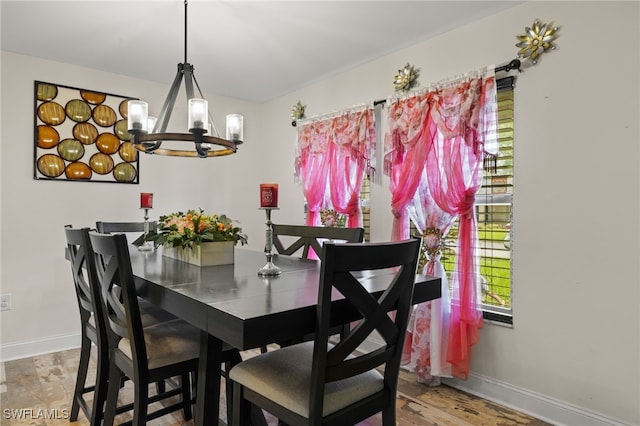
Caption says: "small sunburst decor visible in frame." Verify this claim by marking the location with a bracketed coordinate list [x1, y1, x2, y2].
[515, 19, 560, 65]
[393, 63, 420, 92]
[290, 101, 306, 126]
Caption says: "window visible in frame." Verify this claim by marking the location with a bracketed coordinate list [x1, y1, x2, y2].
[413, 76, 515, 323]
[302, 173, 371, 241]
[360, 174, 371, 242]
[443, 76, 514, 323]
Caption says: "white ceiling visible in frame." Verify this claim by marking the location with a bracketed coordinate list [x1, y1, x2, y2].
[1, 1, 522, 103]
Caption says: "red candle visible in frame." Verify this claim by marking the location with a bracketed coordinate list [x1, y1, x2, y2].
[140, 192, 153, 209]
[260, 184, 278, 208]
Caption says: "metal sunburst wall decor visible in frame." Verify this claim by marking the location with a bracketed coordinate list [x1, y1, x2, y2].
[516, 19, 560, 65]
[394, 63, 420, 92]
[291, 101, 306, 127]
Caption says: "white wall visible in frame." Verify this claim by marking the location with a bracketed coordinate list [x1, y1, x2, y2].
[0, 52, 261, 349]
[1, 1, 638, 425]
[255, 2, 640, 424]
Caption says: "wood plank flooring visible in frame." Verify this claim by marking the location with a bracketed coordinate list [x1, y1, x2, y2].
[0, 347, 551, 425]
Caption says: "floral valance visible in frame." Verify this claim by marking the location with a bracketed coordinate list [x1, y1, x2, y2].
[384, 68, 497, 176]
[295, 105, 376, 181]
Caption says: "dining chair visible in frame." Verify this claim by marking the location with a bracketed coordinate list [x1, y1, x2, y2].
[272, 224, 364, 260]
[88, 231, 242, 425]
[96, 220, 176, 325]
[65, 226, 110, 425]
[261, 225, 365, 353]
[95, 220, 156, 247]
[65, 226, 191, 424]
[229, 238, 422, 426]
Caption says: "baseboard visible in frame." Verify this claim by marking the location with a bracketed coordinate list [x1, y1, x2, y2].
[0, 333, 80, 362]
[442, 373, 632, 426]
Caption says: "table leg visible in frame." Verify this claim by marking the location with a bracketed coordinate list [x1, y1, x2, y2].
[195, 331, 223, 426]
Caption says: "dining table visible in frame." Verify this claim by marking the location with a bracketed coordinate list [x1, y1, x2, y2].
[129, 247, 441, 426]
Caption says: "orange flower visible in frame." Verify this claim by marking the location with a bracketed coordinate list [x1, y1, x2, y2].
[148, 209, 248, 248]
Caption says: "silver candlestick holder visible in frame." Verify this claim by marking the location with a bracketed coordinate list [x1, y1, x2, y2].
[138, 208, 154, 252]
[258, 207, 281, 276]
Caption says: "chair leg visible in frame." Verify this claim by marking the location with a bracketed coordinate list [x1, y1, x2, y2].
[381, 406, 396, 426]
[102, 362, 121, 426]
[89, 342, 110, 426]
[70, 333, 91, 421]
[225, 365, 234, 425]
[231, 381, 250, 426]
[132, 378, 149, 426]
[191, 370, 198, 406]
[224, 351, 242, 425]
[180, 373, 193, 421]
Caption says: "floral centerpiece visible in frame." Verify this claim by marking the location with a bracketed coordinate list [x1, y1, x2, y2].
[320, 209, 346, 228]
[146, 209, 247, 267]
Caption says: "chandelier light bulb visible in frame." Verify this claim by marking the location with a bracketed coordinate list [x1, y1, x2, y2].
[128, 100, 149, 132]
[188, 98, 208, 132]
[226, 114, 244, 142]
[147, 116, 158, 133]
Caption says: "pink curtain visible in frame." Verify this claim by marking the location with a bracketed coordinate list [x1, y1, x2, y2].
[385, 68, 497, 381]
[404, 182, 454, 384]
[384, 94, 432, 239]
[296, 107, 375, 228]
[296, 120, 332, 226]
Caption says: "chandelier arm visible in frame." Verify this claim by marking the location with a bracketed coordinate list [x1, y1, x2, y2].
[142, 67, 185, 153]
[156, 66, 185, 133]
[183, 64, 196, 100]
[192, 129, 208, 158]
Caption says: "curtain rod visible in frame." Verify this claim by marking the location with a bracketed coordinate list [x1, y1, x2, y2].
[372, 59, 521, 107]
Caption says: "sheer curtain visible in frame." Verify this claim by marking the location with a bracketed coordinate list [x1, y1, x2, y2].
[295, 106, 376, 228]
[385, 67, 497, 381]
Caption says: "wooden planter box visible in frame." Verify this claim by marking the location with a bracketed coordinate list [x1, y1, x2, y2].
[163, 241, 235, 266]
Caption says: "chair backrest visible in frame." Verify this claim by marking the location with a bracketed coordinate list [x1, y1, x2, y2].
[272, 224, 364, 260]
[96, 221, 156, 246]
[88, 232, 148, 369]
[309, 238, 421, 422]
[64, 226, 106, 343]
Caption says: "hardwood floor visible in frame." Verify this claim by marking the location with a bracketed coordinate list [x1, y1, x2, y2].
[0, 347, 551, 425]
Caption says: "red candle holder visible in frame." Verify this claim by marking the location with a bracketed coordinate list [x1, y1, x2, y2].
[260, 184, 278, 208]
[140, 192, 153, 209]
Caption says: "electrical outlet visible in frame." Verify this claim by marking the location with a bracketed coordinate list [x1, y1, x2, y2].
[0, 294, 11, 311]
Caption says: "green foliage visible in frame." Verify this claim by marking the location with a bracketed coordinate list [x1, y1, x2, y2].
[145, 209, 248, 249]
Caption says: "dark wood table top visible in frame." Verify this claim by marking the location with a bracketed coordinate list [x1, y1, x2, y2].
[131, 248, 441, 350]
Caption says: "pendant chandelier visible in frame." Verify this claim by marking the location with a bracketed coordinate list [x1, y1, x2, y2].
[127, 0, 243, 158]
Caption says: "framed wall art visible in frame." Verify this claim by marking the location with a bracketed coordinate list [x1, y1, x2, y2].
[33, 81, 140, 184]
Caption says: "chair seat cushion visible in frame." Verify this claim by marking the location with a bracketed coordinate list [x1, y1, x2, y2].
[118, 319, 200, 370]
[229, 341, 383, 418]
